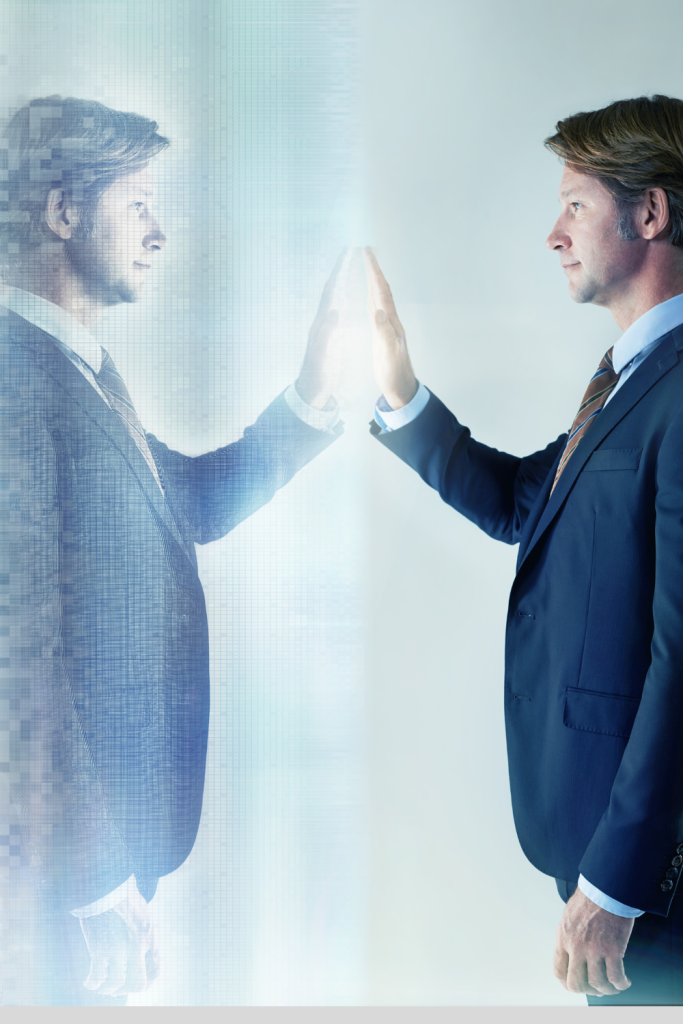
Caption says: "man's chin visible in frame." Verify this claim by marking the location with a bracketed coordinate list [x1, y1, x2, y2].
[104, 281, 144, 306]
[568, 279, 598, 305]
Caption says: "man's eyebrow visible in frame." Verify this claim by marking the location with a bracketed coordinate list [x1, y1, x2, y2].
[559, 188, 583, 200]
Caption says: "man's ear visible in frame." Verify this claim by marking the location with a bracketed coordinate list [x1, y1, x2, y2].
[44, 188, 74, 240]
[640, 186, 671, 241]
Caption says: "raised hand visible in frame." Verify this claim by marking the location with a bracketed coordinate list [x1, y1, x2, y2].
[363, 246, 418, 410]
[79, 887, 160, 996]
[295, 249, 351, 410]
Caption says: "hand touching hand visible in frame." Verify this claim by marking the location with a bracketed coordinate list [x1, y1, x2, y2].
[363, 246, 418, 410]
[554, 888, 634, 997]
[295, 250, 350, 411]
[79, 887, 160, 997]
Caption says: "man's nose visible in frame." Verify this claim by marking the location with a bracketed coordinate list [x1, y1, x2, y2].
[143, 217, 167, 252]
[546, 218, 569, 251]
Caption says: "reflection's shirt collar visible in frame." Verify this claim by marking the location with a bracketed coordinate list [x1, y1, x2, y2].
[0, 285, 103, 373]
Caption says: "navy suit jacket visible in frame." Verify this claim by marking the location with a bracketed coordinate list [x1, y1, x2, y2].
[0, 309, 341, 910]
[372, 325, 683, 916]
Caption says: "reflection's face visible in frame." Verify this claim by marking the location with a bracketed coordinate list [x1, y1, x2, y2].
[68, 165, 167, 305]
[546, 165, 643, 307]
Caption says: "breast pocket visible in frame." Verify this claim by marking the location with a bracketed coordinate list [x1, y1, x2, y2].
[583, 448, 642, 472]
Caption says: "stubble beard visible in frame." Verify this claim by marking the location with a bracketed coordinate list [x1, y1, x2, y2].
[569, 267, 602, 306]
[65, 236, 142, 307]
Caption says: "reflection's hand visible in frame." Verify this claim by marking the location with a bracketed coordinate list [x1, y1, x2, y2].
[80, 887, 160, 996]
[553, 888, 633, 997]
[363, 246, 417, 410]
[295, 250, 350, 410]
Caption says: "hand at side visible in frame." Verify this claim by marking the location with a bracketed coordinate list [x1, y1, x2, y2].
[79, 887, 160, 997]
[363, 246, 418, 410]
[553, 887, 634, 997]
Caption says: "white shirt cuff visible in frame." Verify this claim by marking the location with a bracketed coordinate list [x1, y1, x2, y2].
[578, 874, 644, 918]
[284, 383, 340, 432]
[70, 874, 138, 918]
[374, 382, 430, 432]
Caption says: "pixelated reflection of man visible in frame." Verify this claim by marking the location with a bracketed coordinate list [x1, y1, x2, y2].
[365, 95, 683, 1007]
[0, 96, 343, 1005]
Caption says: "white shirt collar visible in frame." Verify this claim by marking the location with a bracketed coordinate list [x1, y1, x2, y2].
[0, 286, 103, 373]
[612, 291, 683, 374]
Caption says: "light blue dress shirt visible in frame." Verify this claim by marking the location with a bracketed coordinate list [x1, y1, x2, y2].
[375, 291, 683, 917]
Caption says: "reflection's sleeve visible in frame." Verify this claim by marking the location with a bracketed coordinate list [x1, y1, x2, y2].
[147, 390, 343, 545]
[371, 388, 565, 545]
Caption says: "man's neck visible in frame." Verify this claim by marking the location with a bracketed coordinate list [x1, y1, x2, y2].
[8, 251, 103, 331]
[606, 254, 683, 332]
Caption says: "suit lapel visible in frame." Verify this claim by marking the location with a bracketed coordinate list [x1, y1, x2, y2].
[11, 312, 194, 563]
[516, 327, 682, 575]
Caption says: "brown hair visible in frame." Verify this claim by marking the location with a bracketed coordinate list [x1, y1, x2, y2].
[545, 95, 683, 247]
[0, 95, 169, 262]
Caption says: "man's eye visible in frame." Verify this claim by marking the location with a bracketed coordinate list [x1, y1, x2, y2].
[571, 202, 583, 210]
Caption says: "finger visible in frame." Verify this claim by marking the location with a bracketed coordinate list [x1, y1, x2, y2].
[116, 941, 147, 995]
[311, 308, 340, 348]
[311, 249, 350, 329]
[363, 246, 400, 320]
[146, 932, 161, 985]
[605, 956, 631, 992]
[96, 950, 128, 996]
[82, 952, 109, 992]
[552, 946, 569, 987]
[566, 955, 600, 996]
[587, 956, 621, 996]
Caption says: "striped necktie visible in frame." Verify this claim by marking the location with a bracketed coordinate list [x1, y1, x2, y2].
[95, 347, 163, 493]
[550, 347, 621, 497]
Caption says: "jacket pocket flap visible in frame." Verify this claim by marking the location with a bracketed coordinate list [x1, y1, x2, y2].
[584, 448, 642, 472]
[564, 687, 640, 738]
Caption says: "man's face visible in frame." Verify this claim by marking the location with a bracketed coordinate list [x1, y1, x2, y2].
[546, 165, 645, 307]
[67, 165, 167, 306]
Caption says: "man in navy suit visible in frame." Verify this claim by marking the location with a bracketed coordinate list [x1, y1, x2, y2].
[0, 96, 343, 1004]
[364, 95, 683, 1005]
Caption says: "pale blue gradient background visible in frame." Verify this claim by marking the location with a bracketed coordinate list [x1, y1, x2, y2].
[361, 0, 683, 1006]
[4, 0, 683, 1007]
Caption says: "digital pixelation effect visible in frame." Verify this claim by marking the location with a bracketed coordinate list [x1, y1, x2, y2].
[0, 0, 361, 1007]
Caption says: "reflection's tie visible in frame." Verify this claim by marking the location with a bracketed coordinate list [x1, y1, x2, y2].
[95, 347, 163, 492]
[550, 347, 621, 497]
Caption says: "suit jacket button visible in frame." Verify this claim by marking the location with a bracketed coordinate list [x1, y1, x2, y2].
[666, 868, 679, 879]
[677, 844, 683, 855]
[661, 880, 674, 891]
[672, 855, 683, 868]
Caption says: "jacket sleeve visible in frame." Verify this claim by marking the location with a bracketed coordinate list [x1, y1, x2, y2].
[0, 380, 136, 912]
[578, 403, 683, 915]
[147, 391, 343, 546]
[372, 389, 566, 545]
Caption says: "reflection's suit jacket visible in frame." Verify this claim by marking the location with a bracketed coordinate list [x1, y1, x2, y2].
[373, 325, 683, 916]
[0, 309, 341, 911]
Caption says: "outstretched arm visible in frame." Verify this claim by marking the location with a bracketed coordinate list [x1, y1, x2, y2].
[149, 253, 351, 544]
[363, 247, 564, 544]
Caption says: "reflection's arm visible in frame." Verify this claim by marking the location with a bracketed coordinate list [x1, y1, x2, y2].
[147, 392, 342, 546]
